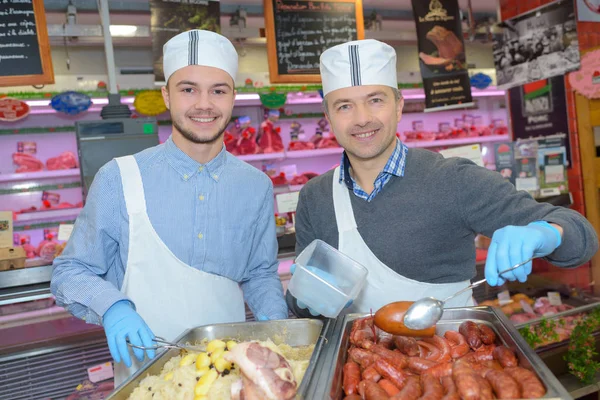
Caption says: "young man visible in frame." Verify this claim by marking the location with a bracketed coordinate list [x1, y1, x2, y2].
[51, 30, 288, 385]
[287, 39, 598, 317]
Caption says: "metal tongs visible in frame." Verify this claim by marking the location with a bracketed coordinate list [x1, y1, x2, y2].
[126, 336, 206, 352]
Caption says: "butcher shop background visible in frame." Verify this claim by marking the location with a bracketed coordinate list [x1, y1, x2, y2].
[411, 0, 473, 111]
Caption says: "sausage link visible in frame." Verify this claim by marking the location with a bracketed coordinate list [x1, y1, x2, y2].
[440, 376, 457, 395]
[344, 395, 362, 400]
[379, 332, 395, 349]
[452, 363, 481, 400]
[378, 379, 401, 397]
[504, 366, 546, 398]
[408, 357, 438, 375]
[418, 341, 441, 361]
[364, 380, 391, 400]
[474, 374, 494, 400]
[422, 362, 453, 378]
[484, 369, 521, 399]
[458, 321, 483, 350]
[478, 324, 496, 345]
[492, 345, 518, 368]
[391, 376, 422, 400]
[419, 374, 445, 400]
[443, 331, 470, 359]
[343, 361, 362, 395]
[349, 347, 379, 368]
[422, 336, 452, 363]
[394, 336, 420, 357]
[364, 342, 408, 369]
[363, 365, 382, 383]
[374, 358, 410, 390]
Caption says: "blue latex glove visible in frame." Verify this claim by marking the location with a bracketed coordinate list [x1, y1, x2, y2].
[102, 300, 156, 368]
[290, 264, 353, 317]
[485, 221, 562, 286]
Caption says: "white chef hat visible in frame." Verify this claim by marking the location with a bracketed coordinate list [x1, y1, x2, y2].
[162, 30, 238, 83]
[320, 39, 398, 96]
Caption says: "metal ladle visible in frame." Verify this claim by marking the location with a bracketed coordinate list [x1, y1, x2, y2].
[403, 258, 534, 330]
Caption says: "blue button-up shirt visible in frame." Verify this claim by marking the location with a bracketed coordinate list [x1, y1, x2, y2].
[51, 136, 287, 325]
[339, 138, 408, 201]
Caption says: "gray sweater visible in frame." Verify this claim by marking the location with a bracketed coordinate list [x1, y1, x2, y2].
[287, 148, 598, 317]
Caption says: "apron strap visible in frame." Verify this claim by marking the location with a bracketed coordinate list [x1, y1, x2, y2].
[115, 156, 147, 215]
[332, 167, 358, 233]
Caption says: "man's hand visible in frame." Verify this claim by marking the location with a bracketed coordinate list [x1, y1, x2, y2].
[485, 221, 562, 286]
[102, 300, 156, 367]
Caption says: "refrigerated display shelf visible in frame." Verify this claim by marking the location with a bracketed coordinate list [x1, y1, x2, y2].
[14, 207, 82, 223]
[0, 182, 81, 195]
[238, 152, 286, 162]
[14, 219, 77, 231]
[0, 169, 80, 183]
[0, 126, 75, 136]
[404, 134, 510, 149]
[286, 147, 344, 158]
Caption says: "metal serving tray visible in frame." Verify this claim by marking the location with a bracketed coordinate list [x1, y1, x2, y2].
[315, 307, 573, 400]
[107, 318, 330, 400]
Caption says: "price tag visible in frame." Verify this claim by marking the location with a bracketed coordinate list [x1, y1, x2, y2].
[516, 177, 538, 192]
[520, 299, 535, 314]
[439, 144, 484, 167]
[58, 224, 74, 241]
[87, 362, 113, 383]
[276, 192, 300, 213]
[547, 291, 562, 306]
[498, 290, 511, 306]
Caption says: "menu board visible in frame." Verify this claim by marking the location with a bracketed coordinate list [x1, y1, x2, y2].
[0, 0, 54, 87]
[264, 0, 364, 83]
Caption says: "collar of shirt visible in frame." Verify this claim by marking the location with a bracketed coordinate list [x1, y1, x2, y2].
[163, 136, 227, 182]
[339, 138, 408, 201]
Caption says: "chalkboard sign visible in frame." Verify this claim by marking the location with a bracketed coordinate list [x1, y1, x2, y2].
[0, 0, 54, 87]
[264, 0, 364, 83]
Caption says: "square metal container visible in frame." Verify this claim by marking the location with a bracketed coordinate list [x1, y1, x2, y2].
[314, 307, 573, 400]
[107, 318, 330, 400]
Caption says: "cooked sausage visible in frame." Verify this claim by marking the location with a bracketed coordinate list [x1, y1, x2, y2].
[484, 369, 521, 399]
[374, 358, 410, 390]
[394, 336, 420, 357]
[474, 374, 494, 400]
[422, 336, 452, 363]
[422, 362, 453, 378]
[504, 366, 546, 398]
[343, 361, 362, 395]
[349, 348, 379, 368]
[378, 379, 401, 397]
[364, 342, 408, 369]
[440, 376, 457, 396]
[408, 357, 438, 375]
[418, 341, 441, 361]
[478, 324, 496, 345]
[379, 332, 395, 349]
[458, 321, 483, 350]
[419, 374, 445, 400]
[364, 380, 391, 400]
[344, 396, 362, 400]
[358, 380, 367, 398]
[363, 365, 382, 383]
[443, 331, 470, 359]
[492, 345, 518, 368]
[452, 363, 481, 400]
[391, 376, 422, 400]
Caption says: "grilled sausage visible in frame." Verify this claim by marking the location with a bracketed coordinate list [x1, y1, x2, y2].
[343, 361, 361, 395]
[504, 366, 546, 398]
[422, 362, 453, 378]
[484, 369, 521, 399]
[492, 346, 518, 368]
[443, 331, 470, 359]
[419, 374, 445, 400]
[349, 347, 379, 368]
[394, 336, 420, 357]
[378, 379, 401, 397]
[478, 324, 496, 345]
[422, 336, 452, 363]
[374, 358, 410, 390]
[364, 380, 391, 400]
[391, 376, 422, 400]
[363, 365, 382, 383]
[408, 357, 438, 375]
[458, 321, 483, 350]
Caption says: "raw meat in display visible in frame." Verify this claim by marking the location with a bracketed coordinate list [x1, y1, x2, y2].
[224, 131, 239, 154]
[269, 172, 288, 186]
[316, 136, 340, 149]
[37, 241, 58, 261]
[289, 172, 318, 186]
[237, 126, 259, 155]
[258, 119, 284, 153]
[12, 153, 43, 173]
[46, 151, 78, 170]
[342, 316, 547, 399]
[288, 141, 315, 151]
[224, 341, 297, 400]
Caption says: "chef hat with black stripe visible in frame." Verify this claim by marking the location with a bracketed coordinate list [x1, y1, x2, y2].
[162, 29, 238, 84]
[320, 39, 398, 96]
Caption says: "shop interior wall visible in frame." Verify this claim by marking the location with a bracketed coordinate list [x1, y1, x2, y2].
[500, 0, 599, 291]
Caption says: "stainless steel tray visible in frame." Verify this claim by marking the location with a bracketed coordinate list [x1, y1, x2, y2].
[315, 307, 573, 400]
[107, 318, 329, 400]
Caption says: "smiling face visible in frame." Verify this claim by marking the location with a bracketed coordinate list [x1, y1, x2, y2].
[161, 65, 235, 145]
[324, 85, 403, 162]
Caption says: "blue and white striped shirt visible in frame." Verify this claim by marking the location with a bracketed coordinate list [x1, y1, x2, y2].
[51, 136, 288, 325]
[339, 138, 408, 201]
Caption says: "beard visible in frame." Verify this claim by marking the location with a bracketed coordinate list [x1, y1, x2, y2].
[172, 112, 230, 144]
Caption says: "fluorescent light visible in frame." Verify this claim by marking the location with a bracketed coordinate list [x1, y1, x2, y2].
[109, 25, 138, 37]
[235, 93, 260, 101]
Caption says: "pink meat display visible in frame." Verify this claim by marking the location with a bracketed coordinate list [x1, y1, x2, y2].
[290, 172, 319, 185]
[37, 241, 58, 261]
[316, 137, 340, 149]
[288, 141, 315, 151]
[46, 151, 78, 170]
[12, 153, 44, 173]
[224, 342, 297, 400]
[258, 119, 284, 153]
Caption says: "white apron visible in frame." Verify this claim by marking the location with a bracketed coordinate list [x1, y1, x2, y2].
[112, 156, 246, 388]
[331, 167, 474, 314]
